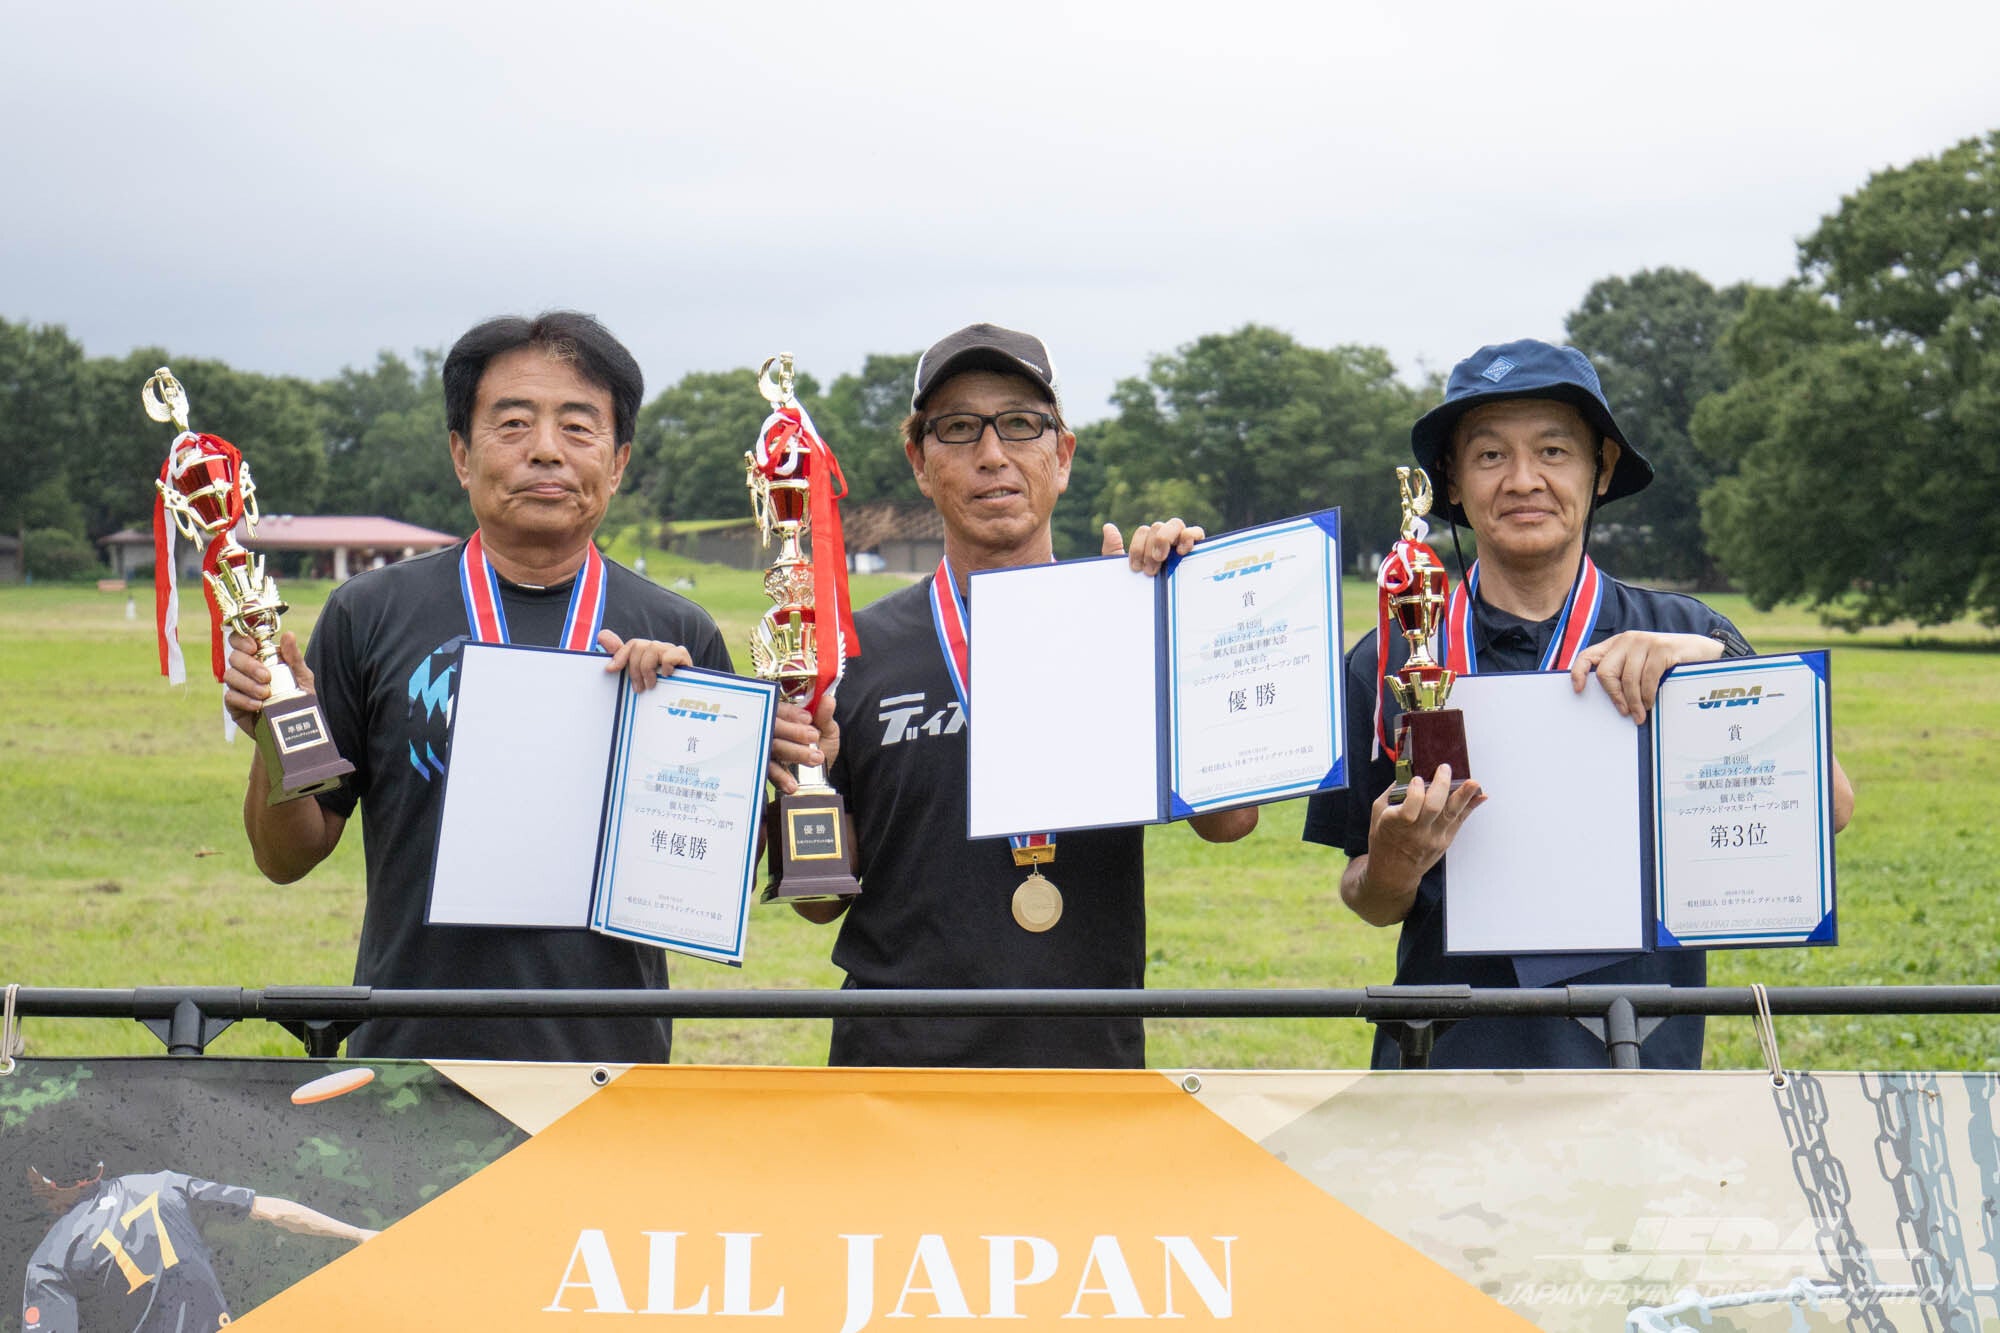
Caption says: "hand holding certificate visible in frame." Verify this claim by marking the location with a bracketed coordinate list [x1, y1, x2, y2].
[966, 511, 1346, 838]
[1441, 650, 1837, 962]
[428, 644, 777, 966]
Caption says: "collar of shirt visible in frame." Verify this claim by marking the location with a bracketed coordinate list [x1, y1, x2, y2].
[1464, 573, 1635, 672]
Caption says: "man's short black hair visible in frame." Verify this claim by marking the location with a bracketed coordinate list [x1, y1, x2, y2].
[444, 311, 644, 446]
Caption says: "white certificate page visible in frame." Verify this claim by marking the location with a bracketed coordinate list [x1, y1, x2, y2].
[1653, 654, 1834, 947]
[966, 557, 1161, 837]
[1444, 672, 1646, 955]
[1166, 515, 1343, 812]
[430, 644, 620, 929]
[594, 670, 777, 965]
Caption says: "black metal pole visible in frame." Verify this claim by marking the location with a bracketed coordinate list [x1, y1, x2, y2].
[7, 984, 2000, 1057]
[1602, 996, 1641, 1069]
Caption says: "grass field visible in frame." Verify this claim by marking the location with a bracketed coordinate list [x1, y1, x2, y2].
[3, 542, 1996, 1070]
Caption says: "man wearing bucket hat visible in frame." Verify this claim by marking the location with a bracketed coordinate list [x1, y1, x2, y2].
[1303, 338, 1853, 1069]
[795, 321, 1257, 1068]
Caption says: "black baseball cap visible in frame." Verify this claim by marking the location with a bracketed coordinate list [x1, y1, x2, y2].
[910, 322, 1063, 414]
[1410, 339, 1653, 525]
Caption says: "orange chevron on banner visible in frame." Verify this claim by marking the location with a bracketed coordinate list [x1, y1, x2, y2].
[236, 1066, 1534, 1331]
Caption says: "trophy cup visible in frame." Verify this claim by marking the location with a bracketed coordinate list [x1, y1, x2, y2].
[147, 367, 354, 805]
[746, 354, 862, 904]
[1382, 467, 1470, 804]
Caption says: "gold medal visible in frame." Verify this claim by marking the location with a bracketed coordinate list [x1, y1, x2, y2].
[1011, 869, 1063, 933]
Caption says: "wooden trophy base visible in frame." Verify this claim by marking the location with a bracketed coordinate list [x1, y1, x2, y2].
[763, 786, 862, 904]
[255, 691, 355, 805]
[1387, 708, 1471, 805]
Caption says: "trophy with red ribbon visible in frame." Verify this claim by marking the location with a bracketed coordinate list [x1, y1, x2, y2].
[747, 354, 862, 903]
[147, 367, 353, 804]
[1378, 466, 1470, 804]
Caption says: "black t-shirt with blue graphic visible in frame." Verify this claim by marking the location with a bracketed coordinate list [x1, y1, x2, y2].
[827, 574, 1148, 1068]
[23, 1171, 255, 1333]
[306, 542, 732, 1062]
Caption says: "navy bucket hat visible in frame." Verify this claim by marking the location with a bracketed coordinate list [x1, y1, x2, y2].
[1410, 339, 1653, 526]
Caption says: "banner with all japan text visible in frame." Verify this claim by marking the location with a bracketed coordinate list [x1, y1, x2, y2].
[5, 1060, 1996, 1331]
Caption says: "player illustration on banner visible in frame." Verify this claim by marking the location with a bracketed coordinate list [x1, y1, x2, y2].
[21, 1153, 376, 1333]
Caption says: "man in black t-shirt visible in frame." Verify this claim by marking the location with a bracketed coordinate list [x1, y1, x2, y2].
[225, 313, 829, 1061]
[1302, 339, 1854, 1069]
[22, 1160, 373, 1333]
[800, 323, 1258, 1068]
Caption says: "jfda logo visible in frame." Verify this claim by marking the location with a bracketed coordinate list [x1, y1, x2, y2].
[1693, 686, 1781, 710]
[1210, 550, 1276, 582]
[666, 697, 723, 722]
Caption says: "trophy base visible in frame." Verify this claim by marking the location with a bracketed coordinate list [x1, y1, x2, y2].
[762, 787, 862, 905]
[256, 692, 355, 806]
[1387, 709, 1471, 806]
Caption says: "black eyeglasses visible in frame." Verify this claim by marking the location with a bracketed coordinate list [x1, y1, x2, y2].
[923, 410, 1058, 446]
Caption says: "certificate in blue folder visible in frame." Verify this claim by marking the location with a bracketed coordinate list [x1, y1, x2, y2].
[965, 510, 1346, 838]
[1441, 650, 1837, 966]
[427, 643, 777, 966]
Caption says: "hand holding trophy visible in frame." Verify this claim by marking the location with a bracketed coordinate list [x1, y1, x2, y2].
[147, 367, 353, 804]
[746, 354, 862, 903]
[1378, 466, 1470, 804]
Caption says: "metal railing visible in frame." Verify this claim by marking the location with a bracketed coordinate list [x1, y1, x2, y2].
[8, 983, 2000, 1066]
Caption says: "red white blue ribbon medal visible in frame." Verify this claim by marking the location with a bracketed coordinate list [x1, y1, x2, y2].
[1441, 555, 1603, 676]
[930, 558, 1061, 932]
[460, 530, 608, 650]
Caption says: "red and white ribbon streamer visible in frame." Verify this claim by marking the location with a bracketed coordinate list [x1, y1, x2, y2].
[152, 431, 246, 686]
[1373, 536, 1444, 761]
[751, 403, 860, 711]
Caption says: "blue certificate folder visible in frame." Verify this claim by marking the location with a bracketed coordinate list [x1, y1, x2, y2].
[1441, 650, 1836, 973]
[965, 510, 1346, 839]
[426, 642, 777, 967]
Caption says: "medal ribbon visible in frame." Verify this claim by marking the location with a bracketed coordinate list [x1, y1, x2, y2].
[152, 431, 246, 685]
[459, 530, 607, 650]
[930, 558, 1053, 865]
[1440, 555, 1602, 677]
[1373, 534, 1442, 761]
[752, 402, 861, 712]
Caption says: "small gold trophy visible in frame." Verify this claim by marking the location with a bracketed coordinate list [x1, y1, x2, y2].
[1383, 467, 1469, 803]
[147, 367, 354, 805]
[746, 354, 862, 904]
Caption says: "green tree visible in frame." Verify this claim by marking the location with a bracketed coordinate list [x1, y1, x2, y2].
[1564, 268, 1748, 585]
[68, 347, 184, 542]
[1053, 421, 1113, 560]
[0, 319, 91, 571]
[22, 526, 98, 581]
[1694, 130, 2000, 627]
[98, 356, 329, 519]
[1089, 326, 1419, 566]
[632, 368, 820, 522]
[808, 352, 922, 504]
[316, 351, 463, 532]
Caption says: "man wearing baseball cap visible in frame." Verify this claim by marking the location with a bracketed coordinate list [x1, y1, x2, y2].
[1303, 338, 1854, 1069]
[795, 322, 1257, 1068]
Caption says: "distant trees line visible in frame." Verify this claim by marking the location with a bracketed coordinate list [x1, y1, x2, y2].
[3, 130, 1994, 629]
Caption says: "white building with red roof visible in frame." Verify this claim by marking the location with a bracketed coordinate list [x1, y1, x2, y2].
[98, 516, 460, 582]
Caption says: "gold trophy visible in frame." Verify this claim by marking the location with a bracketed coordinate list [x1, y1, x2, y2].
[746, 354, 862, 904]
[1383, 467, 1469, 803]
[148, 367, 354, 804]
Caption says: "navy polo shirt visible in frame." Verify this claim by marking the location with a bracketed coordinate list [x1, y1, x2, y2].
[1303, 571, 1751, 1070]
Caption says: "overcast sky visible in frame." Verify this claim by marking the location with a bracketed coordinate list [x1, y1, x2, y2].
[5, 1, 1997, 421]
